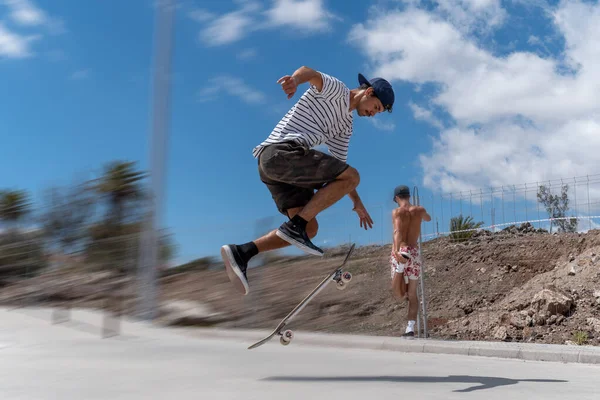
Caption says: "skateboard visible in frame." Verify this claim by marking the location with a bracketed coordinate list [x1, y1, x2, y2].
[247, 243, 356, 350]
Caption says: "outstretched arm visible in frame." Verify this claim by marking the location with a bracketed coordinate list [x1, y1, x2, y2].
[349, 189, 373, 230]
[278, 66, 323, 98]
[348, 189, 360, 205]
[292, 66, 323, 90]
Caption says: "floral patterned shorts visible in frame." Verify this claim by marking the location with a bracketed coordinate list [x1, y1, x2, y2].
[390, 246, 421, 281]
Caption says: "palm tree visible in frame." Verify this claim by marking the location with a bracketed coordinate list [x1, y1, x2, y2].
[0, 189, 31, 233]
[85, 161, 147, 273]
[450, 214, 484, 242]
[93, 161, 147, 230]
[0, 189, 43, 277]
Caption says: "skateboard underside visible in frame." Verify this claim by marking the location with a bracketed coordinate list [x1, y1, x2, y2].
[248, 243, 355, 350]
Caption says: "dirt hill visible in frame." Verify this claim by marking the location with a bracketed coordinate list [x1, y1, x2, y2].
[1, 223, 599, 346]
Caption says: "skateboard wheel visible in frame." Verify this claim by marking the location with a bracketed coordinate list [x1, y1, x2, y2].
[342, 271, 352, 283]
[280, 329, 293, 345]
[336, 280, 347, 290]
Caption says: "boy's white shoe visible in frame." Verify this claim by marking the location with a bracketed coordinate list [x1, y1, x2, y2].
[402, 320, 416, 338]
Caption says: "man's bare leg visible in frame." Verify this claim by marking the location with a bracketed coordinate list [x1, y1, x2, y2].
[221, 166, 357, 294]
[391, 272, 408, 300]
[295, 167, 360, 222]
[220, 207, 318, 295]
[407, 280, 419, 320]
[404, 279, 419, 336]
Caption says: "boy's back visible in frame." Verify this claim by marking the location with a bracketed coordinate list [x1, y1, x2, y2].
[393, 204, 429, 248]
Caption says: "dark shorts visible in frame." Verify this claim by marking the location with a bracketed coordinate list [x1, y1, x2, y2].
[257, 141, 349, 216]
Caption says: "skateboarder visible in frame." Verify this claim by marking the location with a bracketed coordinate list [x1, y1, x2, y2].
[389, 185, 431, 337]
[221, 65, 395, 295]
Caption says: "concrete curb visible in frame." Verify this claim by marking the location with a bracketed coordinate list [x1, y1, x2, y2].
[187, 327, 600, 365]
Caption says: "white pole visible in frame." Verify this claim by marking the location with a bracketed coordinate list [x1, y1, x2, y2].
[414, 186, 428, 338]
[136, 0, 176, 320]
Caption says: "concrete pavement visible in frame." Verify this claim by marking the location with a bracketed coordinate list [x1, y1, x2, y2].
[191, 326, 600, 365]
[0, 307, 598, 399]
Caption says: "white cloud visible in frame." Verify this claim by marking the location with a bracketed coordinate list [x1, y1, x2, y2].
[191, 0, 337, 46]
[197, 85, 219, 102]
[0, 1, 65, 59]
[197, 2, 258, 46]
[348, 8, 490, 87]
[264, 0, 338, 31]
[528, 35, 541, 45]
[198, 75, 266, 105]
[350, 0, 600, 195]
[237, 48, 257, 60]
[2, 0, 65, 34]
[3, 0, 45, 25]
[188, 9, 214, 23]
[0, 22, 38, 58]
[70, 69, 90, 80]
[434, 0, 507, 34]
[409, 102, 444, 129]
[369, 118, 396, 132]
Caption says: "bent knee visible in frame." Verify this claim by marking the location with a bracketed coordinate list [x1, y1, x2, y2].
[391, 279, 406, 299]
[392, 287, 405, 300]
[340, 166, 360, 187]
[306, 218, 319, 238]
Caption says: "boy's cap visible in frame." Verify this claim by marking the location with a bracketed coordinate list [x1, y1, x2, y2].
[393, 185, 410, 199]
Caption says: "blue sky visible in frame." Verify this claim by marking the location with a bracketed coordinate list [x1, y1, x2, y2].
[2, 0, 600, 265]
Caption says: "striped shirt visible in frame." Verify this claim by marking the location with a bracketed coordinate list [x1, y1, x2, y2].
[252, 72, 353, 163]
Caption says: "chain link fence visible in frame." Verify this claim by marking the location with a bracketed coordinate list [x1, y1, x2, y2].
[1, 172, 599, 344]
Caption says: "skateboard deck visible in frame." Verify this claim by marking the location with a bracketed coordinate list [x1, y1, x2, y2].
[248, 243, 355, 350]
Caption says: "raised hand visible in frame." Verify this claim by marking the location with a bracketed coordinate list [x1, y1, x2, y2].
[277, 75, 298, 99]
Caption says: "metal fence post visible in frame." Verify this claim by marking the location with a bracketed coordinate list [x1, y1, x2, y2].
[413, 186, 428, 339]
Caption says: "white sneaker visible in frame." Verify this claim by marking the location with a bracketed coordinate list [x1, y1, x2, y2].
[403, 320, 416, 338]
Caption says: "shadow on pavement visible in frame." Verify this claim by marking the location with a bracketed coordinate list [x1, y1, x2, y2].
[262, 375, 568, 393]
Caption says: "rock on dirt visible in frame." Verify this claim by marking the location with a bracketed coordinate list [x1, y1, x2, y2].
[493, 326, 509, 341]
[587, 318, 600, 334]
[531, 288, 574, 316]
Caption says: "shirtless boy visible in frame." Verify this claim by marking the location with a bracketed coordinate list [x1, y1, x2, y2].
[390, 185, 431, 337]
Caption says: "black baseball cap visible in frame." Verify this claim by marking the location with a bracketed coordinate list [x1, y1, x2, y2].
[358, 73, 395, 113]
[393, 185, 410, 200]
